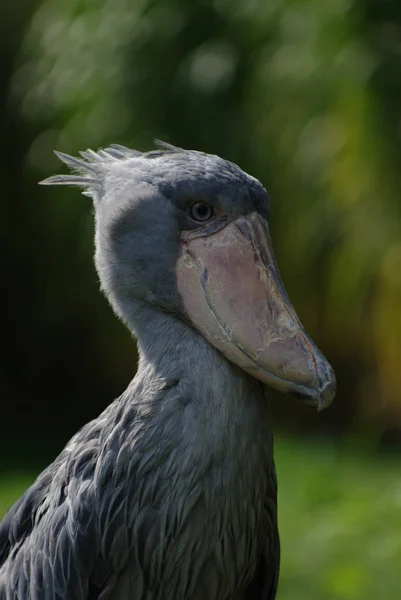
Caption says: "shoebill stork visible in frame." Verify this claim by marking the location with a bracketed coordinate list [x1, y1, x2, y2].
[0, 142, 336, 599]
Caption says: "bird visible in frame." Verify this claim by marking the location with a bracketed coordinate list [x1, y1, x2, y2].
[0, 141, 336, 600]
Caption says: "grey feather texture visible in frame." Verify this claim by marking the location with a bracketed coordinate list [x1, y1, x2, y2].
[39, 147, 125, 197]
[1, 142, 278, 600]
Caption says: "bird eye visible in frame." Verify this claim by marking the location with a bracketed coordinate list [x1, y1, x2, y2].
[189, 202, 214, 222]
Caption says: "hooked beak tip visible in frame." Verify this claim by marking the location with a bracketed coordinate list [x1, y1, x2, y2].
[317, 379, 336, 412]
[287, 367, 336, 411]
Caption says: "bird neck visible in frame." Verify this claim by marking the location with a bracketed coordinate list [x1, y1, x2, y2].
[128, 300, 267, 412]
[121, 301, 274, 492]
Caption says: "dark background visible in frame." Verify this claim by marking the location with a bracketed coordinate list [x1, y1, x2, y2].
[1, 1, 401, 597]
[2, 0, 401, 456]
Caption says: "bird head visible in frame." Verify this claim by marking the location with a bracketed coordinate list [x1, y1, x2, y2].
[41, 141, 336, 410]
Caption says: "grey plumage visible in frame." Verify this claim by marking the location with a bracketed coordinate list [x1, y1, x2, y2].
[0, 140, 332, 599]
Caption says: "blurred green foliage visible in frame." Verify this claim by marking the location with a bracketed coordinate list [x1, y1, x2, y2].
[0, 0, 400, 436]
[2, 0, 400, 436]
[276, 438, 401, 598]
[1, 2, 401, 594]
[2, 438, 400, 598]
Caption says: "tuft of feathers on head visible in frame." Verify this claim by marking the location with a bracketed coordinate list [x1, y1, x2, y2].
[38, 140, 183, 197]
[38, 146, 134, 193]
[154, 139, 183, 153]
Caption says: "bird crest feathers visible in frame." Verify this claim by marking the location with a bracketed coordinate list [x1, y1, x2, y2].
[39, 140, 182, 195]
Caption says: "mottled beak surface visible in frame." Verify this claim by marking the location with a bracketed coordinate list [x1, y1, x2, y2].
[177, 212, 336, 410]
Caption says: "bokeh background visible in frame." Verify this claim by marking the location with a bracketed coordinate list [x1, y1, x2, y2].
[1, 0, 401, 597]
